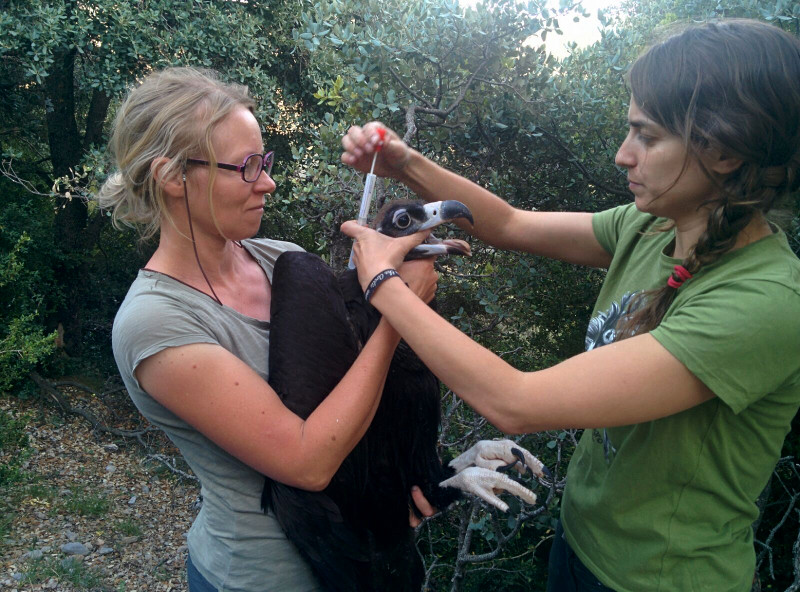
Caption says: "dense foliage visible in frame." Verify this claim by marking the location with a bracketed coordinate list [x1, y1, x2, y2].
[1, 0, 798, 589]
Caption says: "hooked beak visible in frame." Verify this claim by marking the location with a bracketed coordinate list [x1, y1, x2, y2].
[406, 237, 472, 258]
[415, 200, 474, 231]
[406, 200, 473, 259]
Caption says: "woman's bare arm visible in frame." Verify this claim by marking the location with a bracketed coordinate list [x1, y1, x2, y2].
[367, 279, 712, 434]
[341, 222, 713, 435]
[341, 123, 612, 268]
[136, 257, 437, 492]
[136, 319, 398, 491]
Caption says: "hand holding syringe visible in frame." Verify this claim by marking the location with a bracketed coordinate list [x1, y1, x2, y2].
[348, 127, 386, 269]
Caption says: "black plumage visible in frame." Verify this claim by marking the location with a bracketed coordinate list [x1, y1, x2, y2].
[262, 199, 473, 592]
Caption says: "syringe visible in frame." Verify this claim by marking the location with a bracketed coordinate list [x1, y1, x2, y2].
[348, 127, 386, 269]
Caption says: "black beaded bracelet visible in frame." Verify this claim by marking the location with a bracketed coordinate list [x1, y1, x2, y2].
[364, 269, 400, 303]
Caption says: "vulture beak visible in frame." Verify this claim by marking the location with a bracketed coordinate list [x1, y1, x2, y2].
[415, 201, 474, 231]
[407, 236, 472, 258]
[407, 200, 473, 259]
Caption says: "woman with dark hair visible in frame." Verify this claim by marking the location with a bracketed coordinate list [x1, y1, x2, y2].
[341, 19, 800, 591]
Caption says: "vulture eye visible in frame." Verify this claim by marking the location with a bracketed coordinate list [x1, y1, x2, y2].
[392, 210, 412, 230]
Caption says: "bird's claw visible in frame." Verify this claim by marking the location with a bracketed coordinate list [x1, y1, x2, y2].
[496, 447, 527, 475]
[442, 439, 549, 511]
[448, 439, 549, 480]
[439, 467, 537, 512]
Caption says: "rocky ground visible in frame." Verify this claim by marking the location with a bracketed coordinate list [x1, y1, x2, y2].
[0, 384, 200, 591]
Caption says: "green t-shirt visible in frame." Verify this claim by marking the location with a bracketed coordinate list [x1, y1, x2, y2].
[112, 238, 322, 592]
[562, 203, 800, 592]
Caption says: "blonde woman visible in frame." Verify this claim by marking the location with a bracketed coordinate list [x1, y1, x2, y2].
[97, 68, 438, 591]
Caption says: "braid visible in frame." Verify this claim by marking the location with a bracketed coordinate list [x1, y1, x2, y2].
[693, 202, 754, 265]
[615, 199, 757, 341]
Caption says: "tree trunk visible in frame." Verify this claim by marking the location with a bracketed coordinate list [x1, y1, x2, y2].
[46, 46, 84, 248]
[43, 42, 108, 356]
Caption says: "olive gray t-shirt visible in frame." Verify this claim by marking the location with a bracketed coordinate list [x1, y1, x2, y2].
[112, 238, 321, 592]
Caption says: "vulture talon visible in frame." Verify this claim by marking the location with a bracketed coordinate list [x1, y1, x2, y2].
[511, 447, 528, 474]
[443, 439, 547, 511]
[496, 449, 525, 474]
[440, 467, 538, 512]
[496, 461, 517, 474]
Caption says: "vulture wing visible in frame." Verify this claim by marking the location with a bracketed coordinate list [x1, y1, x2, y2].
[264, 201, 470, 591]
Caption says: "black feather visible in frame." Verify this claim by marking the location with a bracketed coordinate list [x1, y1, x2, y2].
[262, 201, 468, 592]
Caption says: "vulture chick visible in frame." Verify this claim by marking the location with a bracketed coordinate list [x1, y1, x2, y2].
[263, 199, 473, 592]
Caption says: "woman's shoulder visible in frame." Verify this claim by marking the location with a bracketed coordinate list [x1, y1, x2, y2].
[593, 202, 663, 254]
[243, 237, 305, 258]
[241, 238, 306, 281]
[116, 270, 217, 317]
[112, 271, 223, 353]
[711, 229, 800, 295]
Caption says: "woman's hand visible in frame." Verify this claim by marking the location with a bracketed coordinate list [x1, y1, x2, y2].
[341, 221, 431, 291]
[398, 258, 438, 304]
[409, 486, 437, 528]
[341, 122, 410, 180]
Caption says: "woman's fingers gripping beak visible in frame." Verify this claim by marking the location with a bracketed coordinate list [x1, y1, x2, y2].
[341, 221, 432, 287]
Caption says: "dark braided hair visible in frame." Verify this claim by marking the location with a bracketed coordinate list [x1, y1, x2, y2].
[615, 19, 800, 340]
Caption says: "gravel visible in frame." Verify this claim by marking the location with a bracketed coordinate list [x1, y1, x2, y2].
[1, 391, 199, 591]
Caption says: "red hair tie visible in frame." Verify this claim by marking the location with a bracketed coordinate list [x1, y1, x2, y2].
[667, 265, 693, 289]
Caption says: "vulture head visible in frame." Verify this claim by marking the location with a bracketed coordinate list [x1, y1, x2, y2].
[372, 199, 473, 259]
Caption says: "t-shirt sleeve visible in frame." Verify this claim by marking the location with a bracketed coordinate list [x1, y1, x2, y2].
[112, 291, 219, 393]
[592, 203, 639, 256]
[651, 281, 800, 413]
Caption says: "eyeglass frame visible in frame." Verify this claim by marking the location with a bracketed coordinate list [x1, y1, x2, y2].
[185, 151, 274, 183]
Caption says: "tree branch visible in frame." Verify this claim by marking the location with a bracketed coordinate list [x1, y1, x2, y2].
[82, 88, 111, 152]
[786, 510, 800, 592]
[29, 372, 196, 483]
[472, 76, 628, 197]
[388, 67, 430, 106]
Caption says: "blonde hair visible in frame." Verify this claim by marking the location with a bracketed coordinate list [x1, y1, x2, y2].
[96, 67, 255, 240]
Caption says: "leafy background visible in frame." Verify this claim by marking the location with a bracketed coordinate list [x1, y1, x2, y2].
[1, 0, 798, 589]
